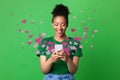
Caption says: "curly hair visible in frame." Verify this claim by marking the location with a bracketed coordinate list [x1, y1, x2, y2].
[51, 4, 70, 26]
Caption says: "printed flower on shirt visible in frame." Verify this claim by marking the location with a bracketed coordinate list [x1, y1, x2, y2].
[70, 46, 77, 50]
[48, 41, 54, 45]
[35, 37, 42, 44]
[48, 45, 54, 51]
[51, 48, 55, 52]
[74, 42, 78, 45]
[47, 41, 55, 52]
[41, 44, 45, 48]
[73, 37, 82, 42]
[44, 40, 46, 44]
[36, 50, 40, 54]
[62, 42, 68, 47]
[46, 45, 54, 55]
[79, 45, 83, 48]
[69, 41, 72, 44]
[46, 50, 50, 55]
[64, 47, 70, 56]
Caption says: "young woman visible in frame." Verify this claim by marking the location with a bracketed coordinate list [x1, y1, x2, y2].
[37, 4, 82, 80]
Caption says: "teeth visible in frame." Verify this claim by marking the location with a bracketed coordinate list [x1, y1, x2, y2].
[57, 30, 62, 33]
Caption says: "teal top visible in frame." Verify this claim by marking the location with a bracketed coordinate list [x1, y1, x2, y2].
[37, 36, 82, 74]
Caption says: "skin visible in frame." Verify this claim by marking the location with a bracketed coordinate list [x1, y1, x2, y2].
[40, 16, 80, 74]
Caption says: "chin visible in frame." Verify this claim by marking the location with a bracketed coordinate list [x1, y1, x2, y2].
[55, 30, 65, 37]
[56, 34, 65, 37]
[56, 35, 63, 37]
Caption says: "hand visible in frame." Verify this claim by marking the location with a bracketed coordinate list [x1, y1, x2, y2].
[56, 50, 71, 63]
[49, 51, 60, 63]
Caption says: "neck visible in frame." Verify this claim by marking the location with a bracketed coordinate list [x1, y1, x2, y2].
[54, 35, 67, 42]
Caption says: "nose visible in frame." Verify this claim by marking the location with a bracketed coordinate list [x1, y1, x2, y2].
[57, 25, 62, 30]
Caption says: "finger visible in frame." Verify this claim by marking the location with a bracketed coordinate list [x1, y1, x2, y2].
[63, 53, 67, 56]
[53, 51, 57, 55]
[55, 56, 60, 60]
[56, 54, 61, 58]
[55, 54, 62, 58]
[61, 52, 66, 56]
[55, 50, 61, 53]
[58, 49, 64, 53]
[58, 51, 64, 55]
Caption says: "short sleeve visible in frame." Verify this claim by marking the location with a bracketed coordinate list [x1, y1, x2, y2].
[36, 39, 47, 57]
[73, 40, 82, 57]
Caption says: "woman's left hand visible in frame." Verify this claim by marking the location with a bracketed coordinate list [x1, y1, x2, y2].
[56, 50, 71, 63]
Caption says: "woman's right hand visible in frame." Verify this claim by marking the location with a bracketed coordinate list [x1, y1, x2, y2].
[49, 51, 60, 63]
[40, 51, 59, 74]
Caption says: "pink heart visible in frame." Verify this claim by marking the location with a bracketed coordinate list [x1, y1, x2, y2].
[22, 19, 26, 23]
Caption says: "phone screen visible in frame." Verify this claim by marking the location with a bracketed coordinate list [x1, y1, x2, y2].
[55, 44, 63, 51]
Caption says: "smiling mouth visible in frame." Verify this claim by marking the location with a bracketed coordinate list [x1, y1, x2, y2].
[55, 30, 64, 36]
[57, 30, 62, 34]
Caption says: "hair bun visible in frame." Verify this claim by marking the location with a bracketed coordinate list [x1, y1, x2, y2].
[52, 4, 70, 16]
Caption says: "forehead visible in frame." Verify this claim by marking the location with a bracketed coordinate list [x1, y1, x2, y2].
[53, 16, 66, 23]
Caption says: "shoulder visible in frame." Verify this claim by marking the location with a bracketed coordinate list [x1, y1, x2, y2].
[41, 37, 53, 44]
[42, 36, 53, 41]
[68, 37, 82, 43]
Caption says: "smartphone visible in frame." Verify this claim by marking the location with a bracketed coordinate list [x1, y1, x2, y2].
[55, 44, 63, 51]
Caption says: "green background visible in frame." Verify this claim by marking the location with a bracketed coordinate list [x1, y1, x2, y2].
[0, 0, 120, 80]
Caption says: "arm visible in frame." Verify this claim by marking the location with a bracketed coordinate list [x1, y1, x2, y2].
[39, 52, 59, 74]
[57, 50, 80, 74]
[67, 56, 80, 74]
[40, 55, 52, 74]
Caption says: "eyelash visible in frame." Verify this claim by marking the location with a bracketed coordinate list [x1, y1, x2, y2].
[54, 24, 66, 26]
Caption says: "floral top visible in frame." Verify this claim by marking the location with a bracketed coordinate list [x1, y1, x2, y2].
[36, 36, 82, 74]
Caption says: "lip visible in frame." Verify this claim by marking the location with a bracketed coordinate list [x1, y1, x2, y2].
[56, 30, 63, 36]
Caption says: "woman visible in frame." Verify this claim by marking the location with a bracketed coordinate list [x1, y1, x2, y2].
[37, 4, 82, 80]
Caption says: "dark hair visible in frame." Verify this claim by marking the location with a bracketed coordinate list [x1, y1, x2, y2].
[51, 4, 70, 26]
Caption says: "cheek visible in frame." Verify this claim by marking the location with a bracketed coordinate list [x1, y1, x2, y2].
[63, 27, 67, 30]
[53, 26, 57, 30]
[52, 24, 57, 29]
